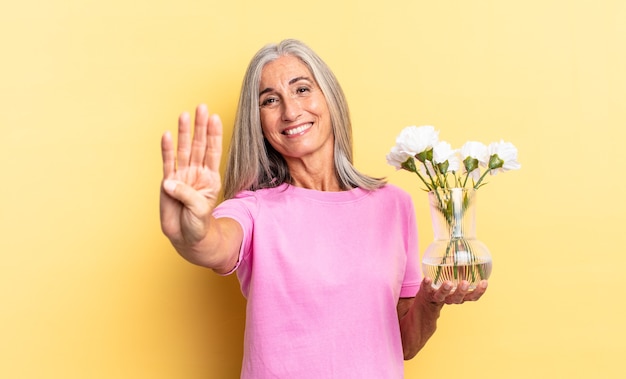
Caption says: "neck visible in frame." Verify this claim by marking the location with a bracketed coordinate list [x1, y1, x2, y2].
[290, 175, 342, 191]
[286, 159, 342, 192]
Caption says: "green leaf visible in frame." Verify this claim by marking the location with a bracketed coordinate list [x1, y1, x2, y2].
[400, 156, 417, 172]
[415, 148, 433, 163]
[488, 154, 504, 170]
[463, 156, 479, 173]
[437, 160, 450, 175]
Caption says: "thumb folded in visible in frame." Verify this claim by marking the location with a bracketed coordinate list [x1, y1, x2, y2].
[163, 179, 178, 194]
[162, 180, 206, 215]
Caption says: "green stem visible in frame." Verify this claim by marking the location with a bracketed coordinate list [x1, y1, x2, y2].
[413, 170, 433, 191]
[424, 164, 440, 190]
[453, 240, 459, 280]
[473, 168, 492, 189]
[433, 194, 456, 284]
[432, 190, 483, 287]
[463, 239, 476, 283]
[433, 238, 453, 284]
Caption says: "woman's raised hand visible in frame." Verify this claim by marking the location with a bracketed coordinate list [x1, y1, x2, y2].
[160, 104, 223, 249]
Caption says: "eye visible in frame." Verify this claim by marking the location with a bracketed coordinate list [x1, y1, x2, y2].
[296, 86, 311, 94]
[260, 96, 279, 108]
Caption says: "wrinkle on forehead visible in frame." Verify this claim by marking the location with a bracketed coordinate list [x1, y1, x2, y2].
[259, 56, 315, 95]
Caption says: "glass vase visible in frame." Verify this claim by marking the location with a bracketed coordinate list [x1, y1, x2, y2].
[421, 188, 492, 291]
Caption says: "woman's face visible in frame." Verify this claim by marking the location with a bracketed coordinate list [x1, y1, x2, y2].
[258, 55, 333, 162]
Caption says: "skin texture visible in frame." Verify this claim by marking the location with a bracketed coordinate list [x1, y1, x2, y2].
[258, 56, 340, 191]
[160, 106, 241, 274]
[160, 54, 488, 360]
[397, 278, 487, 359]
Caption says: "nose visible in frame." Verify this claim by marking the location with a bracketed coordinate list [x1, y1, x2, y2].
[281, 95, 303, 121]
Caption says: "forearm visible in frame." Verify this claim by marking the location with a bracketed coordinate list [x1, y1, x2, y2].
[171, 216, 241, 274]
[398, 295, 444, 360]
[398, 277, 487, 359]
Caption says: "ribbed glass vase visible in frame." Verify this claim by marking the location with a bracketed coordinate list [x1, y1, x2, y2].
[421, 188, 492, 291]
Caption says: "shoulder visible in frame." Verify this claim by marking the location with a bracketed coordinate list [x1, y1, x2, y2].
[215, 185, 289, 213]
[371, 183, 413, 202]
[378, 183, 410, 195]
[367, 184, 417, 219]
[213, 190, 258, 219]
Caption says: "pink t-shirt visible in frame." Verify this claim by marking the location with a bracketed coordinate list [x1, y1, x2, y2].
[213, 183, 421, 378]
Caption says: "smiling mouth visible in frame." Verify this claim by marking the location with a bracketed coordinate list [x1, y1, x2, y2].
[283, 123, 313, 136]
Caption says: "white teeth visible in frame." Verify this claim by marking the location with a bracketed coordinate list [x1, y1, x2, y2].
[284, 123, 312, 135]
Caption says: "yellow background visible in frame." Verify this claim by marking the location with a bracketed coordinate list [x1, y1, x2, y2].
[2, 0, 624, 378]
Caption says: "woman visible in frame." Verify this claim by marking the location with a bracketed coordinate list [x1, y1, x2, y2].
[160, 39, 487, 378]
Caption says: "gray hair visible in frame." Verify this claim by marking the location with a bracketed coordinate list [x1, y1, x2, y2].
[223, 39, 385, 199]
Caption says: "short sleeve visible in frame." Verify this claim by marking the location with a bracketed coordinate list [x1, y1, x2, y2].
[399, 193, 422, 298]
[212, 192, 258, 275]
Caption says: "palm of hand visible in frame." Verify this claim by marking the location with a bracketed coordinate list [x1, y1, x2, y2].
[175, 163, 222, 243]
[160, 105, 224, 246]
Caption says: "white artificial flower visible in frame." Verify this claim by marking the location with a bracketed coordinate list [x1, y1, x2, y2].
[460, 141, 488, 181]
[487, 140, 522, 175]
[386, 145, 411, 170]
[388, 123, 521, 192]
[394, 125, 439, 156]
[433, 141, 460, 172]
[460, 141, 489, 165]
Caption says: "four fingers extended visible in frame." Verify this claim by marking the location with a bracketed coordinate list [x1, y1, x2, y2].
[204, 114, 223, 172]
[162, 104, 223, 180]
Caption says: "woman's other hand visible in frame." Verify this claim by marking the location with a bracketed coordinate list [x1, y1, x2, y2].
[421, 278, 488, 305]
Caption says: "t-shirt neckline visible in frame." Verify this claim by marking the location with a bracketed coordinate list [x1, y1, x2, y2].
[277, 183, 371, 203]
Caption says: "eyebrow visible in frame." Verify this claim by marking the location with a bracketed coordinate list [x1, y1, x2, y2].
[259, 76, 313, 96]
